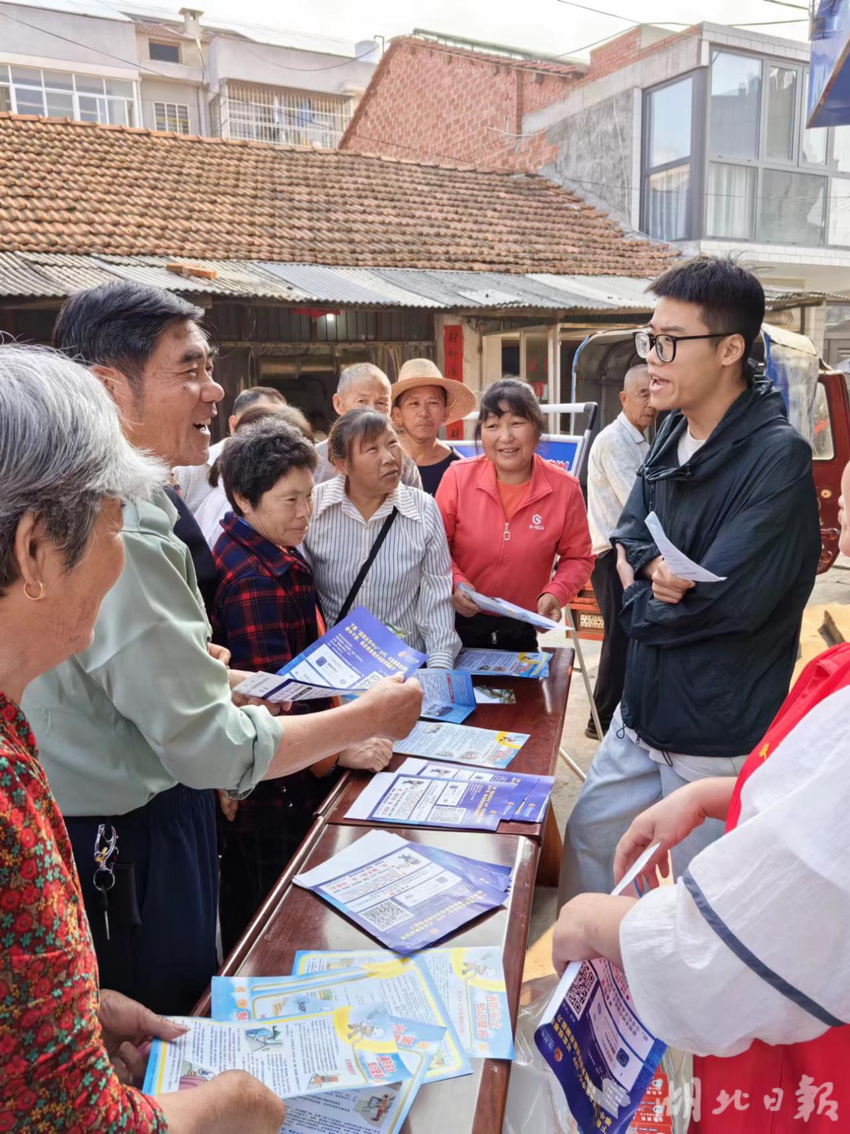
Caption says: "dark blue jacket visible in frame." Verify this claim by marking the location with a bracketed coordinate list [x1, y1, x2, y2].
[612, 380, 820, 759]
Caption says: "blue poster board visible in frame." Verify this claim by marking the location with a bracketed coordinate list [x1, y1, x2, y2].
[451, 438, 578, 472]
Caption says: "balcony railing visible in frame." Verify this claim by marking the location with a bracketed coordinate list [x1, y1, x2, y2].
[212, 83, 351, 148]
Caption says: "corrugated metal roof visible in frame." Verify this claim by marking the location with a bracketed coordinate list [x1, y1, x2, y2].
[0, 252, 838, 314]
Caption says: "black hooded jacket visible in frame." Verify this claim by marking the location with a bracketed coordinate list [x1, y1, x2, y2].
[611, 379, 820, 759]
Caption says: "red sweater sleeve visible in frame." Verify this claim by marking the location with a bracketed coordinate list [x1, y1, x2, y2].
[542, 477, 595, 607]
[0, 720, 165, 1132]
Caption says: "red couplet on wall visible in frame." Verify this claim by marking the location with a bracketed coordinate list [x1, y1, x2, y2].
[443, 324, 465, 441]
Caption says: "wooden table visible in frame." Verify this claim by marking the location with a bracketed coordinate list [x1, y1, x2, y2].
[194, 646, 575, 1129]
[322, 646, 573, 867]
[321, 646, 574, 832]
[199, 824, 540, 1134]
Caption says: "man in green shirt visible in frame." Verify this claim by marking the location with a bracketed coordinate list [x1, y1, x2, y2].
[23, 282, 421, 1013]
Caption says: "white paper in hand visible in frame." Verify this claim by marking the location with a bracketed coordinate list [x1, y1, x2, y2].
[644, 511, 726, 583]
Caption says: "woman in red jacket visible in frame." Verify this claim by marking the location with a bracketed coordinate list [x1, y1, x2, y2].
[550, 457, 850, 1133]
[435, 378, 594, 651]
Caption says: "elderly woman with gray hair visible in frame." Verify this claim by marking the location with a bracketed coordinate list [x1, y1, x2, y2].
[0, 346, 284, 1131]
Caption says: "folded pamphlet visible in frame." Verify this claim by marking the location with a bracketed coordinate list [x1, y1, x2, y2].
[392, 720, 529, 769]
[644, 512, 726, 584]
[211, 957, 470, 1085]
[294, 830, 511, 954]
[459, 586, 561, 631]
[455, 648, 550, 679]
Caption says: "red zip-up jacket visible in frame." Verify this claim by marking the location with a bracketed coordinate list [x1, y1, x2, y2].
[435, 454, 594, 612]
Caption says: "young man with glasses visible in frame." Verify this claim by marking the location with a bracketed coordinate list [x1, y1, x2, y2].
[559, 255, 821, 906]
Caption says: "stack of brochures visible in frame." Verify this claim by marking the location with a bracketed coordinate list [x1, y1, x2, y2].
[344, 758, 554, 832]
[534, 845, 666, 1134]
[144, 947, 515, 1133]
[293, 829, 512, 953]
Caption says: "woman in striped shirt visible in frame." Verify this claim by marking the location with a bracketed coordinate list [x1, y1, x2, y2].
[304, 409, 461, 668]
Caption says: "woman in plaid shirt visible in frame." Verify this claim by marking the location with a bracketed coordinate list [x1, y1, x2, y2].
[211, 419, 392, 953]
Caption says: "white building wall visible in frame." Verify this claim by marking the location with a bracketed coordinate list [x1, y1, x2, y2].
[207, 37, 374, 100]
[0, 1, 138, 75]
[139, 78, 204, 134]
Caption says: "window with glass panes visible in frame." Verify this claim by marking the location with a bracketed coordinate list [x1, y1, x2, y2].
[154, 102, 190, 134]
[642, 49, 850, 248]
[0, 65, 135, 126]
[641, 71, 706, 242]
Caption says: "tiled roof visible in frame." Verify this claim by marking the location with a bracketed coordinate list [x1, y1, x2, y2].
[0, 114, 676, 276]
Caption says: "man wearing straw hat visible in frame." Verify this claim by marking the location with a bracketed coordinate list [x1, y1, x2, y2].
[391, 358, 478, 495]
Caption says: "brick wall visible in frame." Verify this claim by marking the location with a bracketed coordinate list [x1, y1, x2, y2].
[341, 40, 575, 171]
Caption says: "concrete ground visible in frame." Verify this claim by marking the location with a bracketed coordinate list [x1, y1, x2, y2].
[527, 554, 850, 949]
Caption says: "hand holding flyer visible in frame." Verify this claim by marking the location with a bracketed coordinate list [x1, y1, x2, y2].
[534, 845, 665, 1134]
[644, 511, 726, 584]
[458, 586, 561, 631]
[143, 1005, 411, 1099]
[233, 607, 426, 703]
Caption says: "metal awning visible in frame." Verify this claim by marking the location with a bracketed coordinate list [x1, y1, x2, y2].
[0, 251, 836, 314]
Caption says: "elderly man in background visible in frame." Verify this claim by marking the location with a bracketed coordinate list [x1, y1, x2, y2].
[23, 281, 421, 1015]
[174, 384, 287, 514]
[390, 357, 477, 495]
[585, 364, 655, 739]
[315, 362, 423, 488]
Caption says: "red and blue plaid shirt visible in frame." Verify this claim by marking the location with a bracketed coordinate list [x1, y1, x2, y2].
[211, 514, 336, 823]
[212, 513, 323, 705]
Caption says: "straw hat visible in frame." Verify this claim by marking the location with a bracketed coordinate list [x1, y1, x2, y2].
[391, 358, 478, 424]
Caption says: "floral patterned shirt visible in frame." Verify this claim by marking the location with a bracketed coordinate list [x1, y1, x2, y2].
[0, 694, 166, 1132]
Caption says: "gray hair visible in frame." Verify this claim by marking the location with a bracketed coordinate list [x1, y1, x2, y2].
[0, 344, 166, 593]
[336, 363, 389, 396]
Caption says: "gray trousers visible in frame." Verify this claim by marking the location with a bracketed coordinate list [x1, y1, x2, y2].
[559, 708, 742, 908]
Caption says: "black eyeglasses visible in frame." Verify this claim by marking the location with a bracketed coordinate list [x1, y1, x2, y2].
[634, 329, 739, 364]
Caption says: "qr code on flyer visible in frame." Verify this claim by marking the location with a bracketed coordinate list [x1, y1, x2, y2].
[360, 899, 414, 930]
[566, 961, 597, 1020]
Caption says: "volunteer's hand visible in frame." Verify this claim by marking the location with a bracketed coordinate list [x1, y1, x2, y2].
[537, 593, 562, 623]
[613, 787, 705, 889]
[358, 675, 422, 740]
[229, 669, 288, 715]
[158, 1069, 285, 1133]
[552, 894, 635, 976]
[217, 788, 239, 823]
[650, 559, 695, 604]
[97, 989, 189, 1086]
[453, 585, 481, 618]
[615, 544, 635, 589]
[207, 642, 231, 667]
[613, 778, 737, 888]
[338, 737, 393, 772]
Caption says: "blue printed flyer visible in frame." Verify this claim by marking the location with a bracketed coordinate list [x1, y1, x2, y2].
[344, 770, 516, 831]
[455, 648, 550, 679]
[401, 759, 554, 825]
[233, 606, 426, 702]
[294, 830, 510, 954]
[534, 845, 665, 1134]
[417, 669, 477, 724]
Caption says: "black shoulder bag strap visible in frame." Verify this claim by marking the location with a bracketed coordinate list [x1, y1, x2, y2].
[336, 507, 399, 623]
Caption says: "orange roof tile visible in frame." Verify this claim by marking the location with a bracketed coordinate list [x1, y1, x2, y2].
[0, 114, 676, 276]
